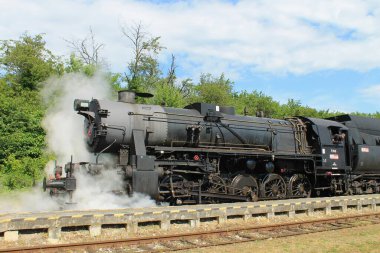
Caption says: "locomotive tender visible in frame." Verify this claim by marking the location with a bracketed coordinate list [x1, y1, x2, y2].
[44, 90, 380, 205]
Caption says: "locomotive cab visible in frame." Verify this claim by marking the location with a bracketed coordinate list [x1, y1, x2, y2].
[300, 117, 350, 195]
[300, 117, 349, 170]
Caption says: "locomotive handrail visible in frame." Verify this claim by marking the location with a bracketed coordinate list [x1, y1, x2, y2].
[198, 143, 269, 151]
[146, 117, 293, 134]
[153, 111, 294, 127]
[153, 111, 205, 119]
[127, 112, 155, 117]
[104, 124, 127, 144]
[145, 113, 295, 134]
[152, 146, 318, 161]
[96, 139, 116, 164]
[225, 118, 292, 127]
[168, 140, 270, 151]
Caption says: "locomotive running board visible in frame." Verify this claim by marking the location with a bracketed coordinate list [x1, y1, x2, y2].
[190, 191, 251, 201]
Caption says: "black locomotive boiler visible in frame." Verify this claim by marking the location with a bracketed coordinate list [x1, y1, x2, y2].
[44, 90, 380, 205]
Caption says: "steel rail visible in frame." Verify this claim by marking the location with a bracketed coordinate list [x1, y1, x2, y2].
[2, 212, 380, 253]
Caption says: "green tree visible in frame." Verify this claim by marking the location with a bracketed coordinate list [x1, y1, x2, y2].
[65, 53, 97, 76]
[0, 80, 48, 190]
[351, 111, 380, 118]
[151, 82, 185, 107]
[122, 23, 164, 92]
[232, 90, 280, 117]
[280, 99, 304, 117]
[276, 99, 339, 119]
[192, 73, 233, 105]
[179, 78, 195, 101]
[0, 33, 63, 90]
[0, 33, 60, 191]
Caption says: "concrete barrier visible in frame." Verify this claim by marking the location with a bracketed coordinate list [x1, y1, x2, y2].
[1, 194, 379, 241]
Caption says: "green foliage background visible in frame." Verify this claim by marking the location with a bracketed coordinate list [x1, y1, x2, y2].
[0, 32, 379, 192]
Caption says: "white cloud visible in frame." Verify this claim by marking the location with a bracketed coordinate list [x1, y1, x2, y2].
[360, 84, 380, 100]
[307, 94, 357, 113]
[1, 0, 380, 77]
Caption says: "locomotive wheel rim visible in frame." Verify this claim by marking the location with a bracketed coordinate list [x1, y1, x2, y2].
[202, 175, 228, 204]
[230, 174, 258, 200]
[261, 174, 286, 198]
[289, 174, 311, 197]
[159, 175, 188, 203]
[207, 175, 227, 194]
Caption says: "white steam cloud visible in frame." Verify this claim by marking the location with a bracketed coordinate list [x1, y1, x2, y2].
[0, 188, 63, 213]
[42, 72, 112, 164]
[0, 72, 155, 213]
[73, 169, 154, 210]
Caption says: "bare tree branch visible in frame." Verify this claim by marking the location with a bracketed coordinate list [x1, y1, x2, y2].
[179, 78, 194, 98]
[65, 27, 104, 65]
[121, 22, 145, 84]
[167, 54, 176, 86]
[121, 22, 165, 90]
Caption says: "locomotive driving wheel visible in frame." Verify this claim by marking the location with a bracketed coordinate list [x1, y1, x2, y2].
[206, 174, 227, 194]
[230, 174, 259, 201]
[288, 174, 311, 198]
[202, 174, 228, 203]
[159, 175, 189, 204]
[260, 174, 286, 199]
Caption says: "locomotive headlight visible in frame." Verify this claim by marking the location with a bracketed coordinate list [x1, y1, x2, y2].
[74, 99, 90, 111]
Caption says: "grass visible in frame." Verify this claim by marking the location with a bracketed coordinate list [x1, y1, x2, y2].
[180, 224, 380, 253]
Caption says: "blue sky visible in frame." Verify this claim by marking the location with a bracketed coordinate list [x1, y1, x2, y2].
[1, 0, 380, 113]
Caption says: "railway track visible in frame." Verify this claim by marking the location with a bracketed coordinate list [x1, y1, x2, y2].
[2, 212, 380, 253]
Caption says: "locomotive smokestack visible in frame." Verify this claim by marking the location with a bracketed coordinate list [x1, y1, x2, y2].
[118, 90, 154, 103]
[118, 90, 136, 103]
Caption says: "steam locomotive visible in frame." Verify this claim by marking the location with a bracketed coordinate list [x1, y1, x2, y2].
[44, 90, 380, 205]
